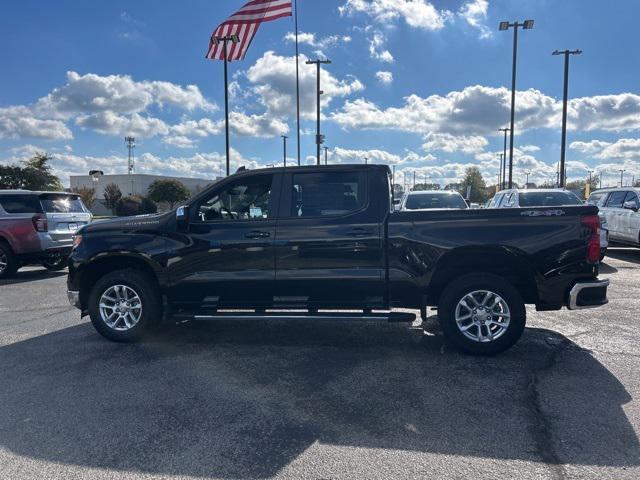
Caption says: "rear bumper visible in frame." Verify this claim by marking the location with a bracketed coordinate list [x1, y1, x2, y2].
[16, 246, 72, 263]
[567, 279, 609, 310]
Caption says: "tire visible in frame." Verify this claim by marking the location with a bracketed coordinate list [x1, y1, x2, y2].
[88, 269, 161, 342]
[599, 248, 607, 262]
[437, 273, 526, 355]
[42, 255, 68, 271]
[0, 242, 18, 279]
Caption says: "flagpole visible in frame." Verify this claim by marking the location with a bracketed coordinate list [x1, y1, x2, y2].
[294, 0, 301, 166]
[222, 38, 231, 177]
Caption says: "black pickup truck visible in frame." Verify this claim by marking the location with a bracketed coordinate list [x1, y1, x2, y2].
[67, 164, 608, 354]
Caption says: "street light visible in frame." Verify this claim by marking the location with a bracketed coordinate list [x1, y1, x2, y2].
[499, 19, 534, 188]
[281, 135, 288, 168]
[524, 170, 531, 187]
[497, 153, 504, 189]
[620, 169, 626, 187]
[552, 49, 582, 188]
[306, 58, 331, 165]
[323, 146, 328, 165]
[498, 128, 510, 189]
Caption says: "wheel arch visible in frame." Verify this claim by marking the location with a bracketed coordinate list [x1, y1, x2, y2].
[78, 253, 162, 310]
[427, 246, 539, 306]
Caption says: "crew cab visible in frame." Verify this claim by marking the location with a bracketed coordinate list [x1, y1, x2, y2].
[68, 165, 609, 354]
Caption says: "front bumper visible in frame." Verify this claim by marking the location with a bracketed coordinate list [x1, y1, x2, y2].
[568, 279, 609, 310]
[67, 290, 81, 309]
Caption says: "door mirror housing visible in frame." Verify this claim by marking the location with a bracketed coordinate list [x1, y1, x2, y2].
[623, 201, 638, 212]
[176, 205, 189, 231]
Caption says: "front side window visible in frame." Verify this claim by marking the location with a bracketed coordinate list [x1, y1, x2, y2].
[605, 191, 627, 209]
[0, 194, 41, 214]
[197, 175, 272, 222]
[502, 193, 516, 207]
[291, 171, 365, 217]
[586, 192, 605, 206]
[624, 191, 640, 209]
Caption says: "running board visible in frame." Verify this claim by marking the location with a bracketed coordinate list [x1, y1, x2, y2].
[174, 311, 416, 323]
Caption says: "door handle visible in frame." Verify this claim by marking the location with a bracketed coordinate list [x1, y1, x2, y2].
[347, 228, 373, 237]
[245, 230, 270, 239]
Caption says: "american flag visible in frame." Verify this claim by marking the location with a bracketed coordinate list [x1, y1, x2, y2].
[206, 0, 292, 61]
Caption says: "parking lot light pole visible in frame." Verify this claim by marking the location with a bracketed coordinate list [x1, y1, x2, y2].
[552, 49, 582, 188]
[306, 58, 331, 165]
[497, 153, 504, 189]
[498, 127, 510, 189]
[620, 169, 625, 187]
[525, 170, 531, 187]
[323, 146, 328, 165]
[281, 135, 288, 168]
[499, 20, 534, 188]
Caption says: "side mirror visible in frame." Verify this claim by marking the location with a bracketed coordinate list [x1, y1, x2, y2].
[623, 201, 639, 212]
[176, 205, 189, 231]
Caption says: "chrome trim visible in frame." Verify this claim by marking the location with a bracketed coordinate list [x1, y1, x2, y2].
[568, 279, 609, 310]
[67, 290, 80, 309]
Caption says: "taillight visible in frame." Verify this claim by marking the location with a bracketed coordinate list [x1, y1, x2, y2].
[32, 213, 48, 232]
[581, 214, 600, 263]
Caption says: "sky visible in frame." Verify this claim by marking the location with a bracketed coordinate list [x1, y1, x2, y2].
[2, 0, 640, 188]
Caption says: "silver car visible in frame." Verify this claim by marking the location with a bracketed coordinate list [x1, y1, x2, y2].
[399, 190, 469, 211]
[0, 190, 92, 277]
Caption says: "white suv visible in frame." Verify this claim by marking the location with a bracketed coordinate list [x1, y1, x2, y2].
[588, 188, 640, 247]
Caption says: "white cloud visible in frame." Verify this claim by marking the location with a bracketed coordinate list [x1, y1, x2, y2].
[520, 144, 541, 152]
[458, 0, 491, 39]
[284, 32, 352, 50]
[75, 112, 169, 138]
[369, 33, 394, 63]
[162, 135, 197, 149]
[331, 147, 435, 165]
[570, 138, 640, 160]
[422, 132, 488, 154]
[0, 105, 73, 140]
[339, 0, 451, 31]
[568, 93, 640, 132]
[246, 51, 364, 120]
[375, 71, 394, 85]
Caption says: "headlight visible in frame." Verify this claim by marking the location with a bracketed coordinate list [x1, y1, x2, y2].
[72, 235, 83, 249]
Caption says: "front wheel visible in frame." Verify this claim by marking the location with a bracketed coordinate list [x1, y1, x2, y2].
[88, 269, 161, 342]
[0, 242, 18, 279]
[437, 273, 526, 355]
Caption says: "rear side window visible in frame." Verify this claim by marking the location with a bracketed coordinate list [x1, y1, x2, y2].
[624, 191, 640, 209]
[586, 192, 605, 206]
[291, 171, 365, 217]
[605, 191, 627, 208]
[0, 194, 41, 214]
[39, 194, 87, 213]
[502, 193, 516, 207]
[518, 191, 582, 207]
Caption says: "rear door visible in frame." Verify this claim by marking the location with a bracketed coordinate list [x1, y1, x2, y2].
[621, 191, 640, 243]
[273, 169, 385, 309]
[602, 190, 627, 240]
[39, 194, 92, 248]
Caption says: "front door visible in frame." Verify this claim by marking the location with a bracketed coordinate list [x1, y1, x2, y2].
[621, 191, 640, 243]
[167, 173, 279, 310]
[273, 169, 385, 309]
[602, 190, 627, 241]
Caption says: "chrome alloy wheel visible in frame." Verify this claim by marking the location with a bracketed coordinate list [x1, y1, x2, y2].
[0, 250, 7, 274]
[454, 290, 510, 343]
[99, 285, 143, 331]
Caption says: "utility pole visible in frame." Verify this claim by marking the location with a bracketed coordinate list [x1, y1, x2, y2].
[552, 48, 582, 188]
[212, 34, 239, 176]
[281, 135, 288, 167]
[323, 146, 328, 165]
[525, 170, 531, 187]
[588, 169, 593, 190]
[499, 20, 534, 188]
[364, 156, 368, 164]
[497, 153, 504, 189]
[620, 169, 625, 187]
[599, 171, 603, 189]
[125, 136, 135, 195]
[413, 171, 416, 190]
[306, 58, 331, 165]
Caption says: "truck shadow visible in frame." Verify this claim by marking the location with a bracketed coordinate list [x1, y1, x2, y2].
[605, 247, 640, 265]
[0, 268, 67, 286]
[0, 320, 637, 478]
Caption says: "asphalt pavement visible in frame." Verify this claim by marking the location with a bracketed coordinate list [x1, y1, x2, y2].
[0, 249, 639, 479]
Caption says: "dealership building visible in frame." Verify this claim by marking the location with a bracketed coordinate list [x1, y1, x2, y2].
[70, 173, 220, 215]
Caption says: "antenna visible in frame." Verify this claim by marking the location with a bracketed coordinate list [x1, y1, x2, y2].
[124, 136, 135, 174]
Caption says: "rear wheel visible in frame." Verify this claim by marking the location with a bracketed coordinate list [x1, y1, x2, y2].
[42, 254, 68, 271]
[437, 273, 526, 355]
[599, 248, 607, 262]
[0, 242, 18, 279]
[88, 269, 161, 342]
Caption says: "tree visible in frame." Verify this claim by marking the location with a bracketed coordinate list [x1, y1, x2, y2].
[147, 179, 190, 209]
[0, 153, 62, 191]
[460, 166, 488, 203]
[413, 182, 441, 191]
[115, 195, 158, 217]
[103, 183, 122, 213]
[70, 186, 96, 210]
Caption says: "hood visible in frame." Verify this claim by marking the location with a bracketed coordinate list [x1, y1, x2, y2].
[79, 212, 171, 234]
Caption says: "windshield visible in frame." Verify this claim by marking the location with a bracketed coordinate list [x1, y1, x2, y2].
[404, 193, 468, 210]
[518, 191, 582, 207]
[39, 194, 87, 213]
